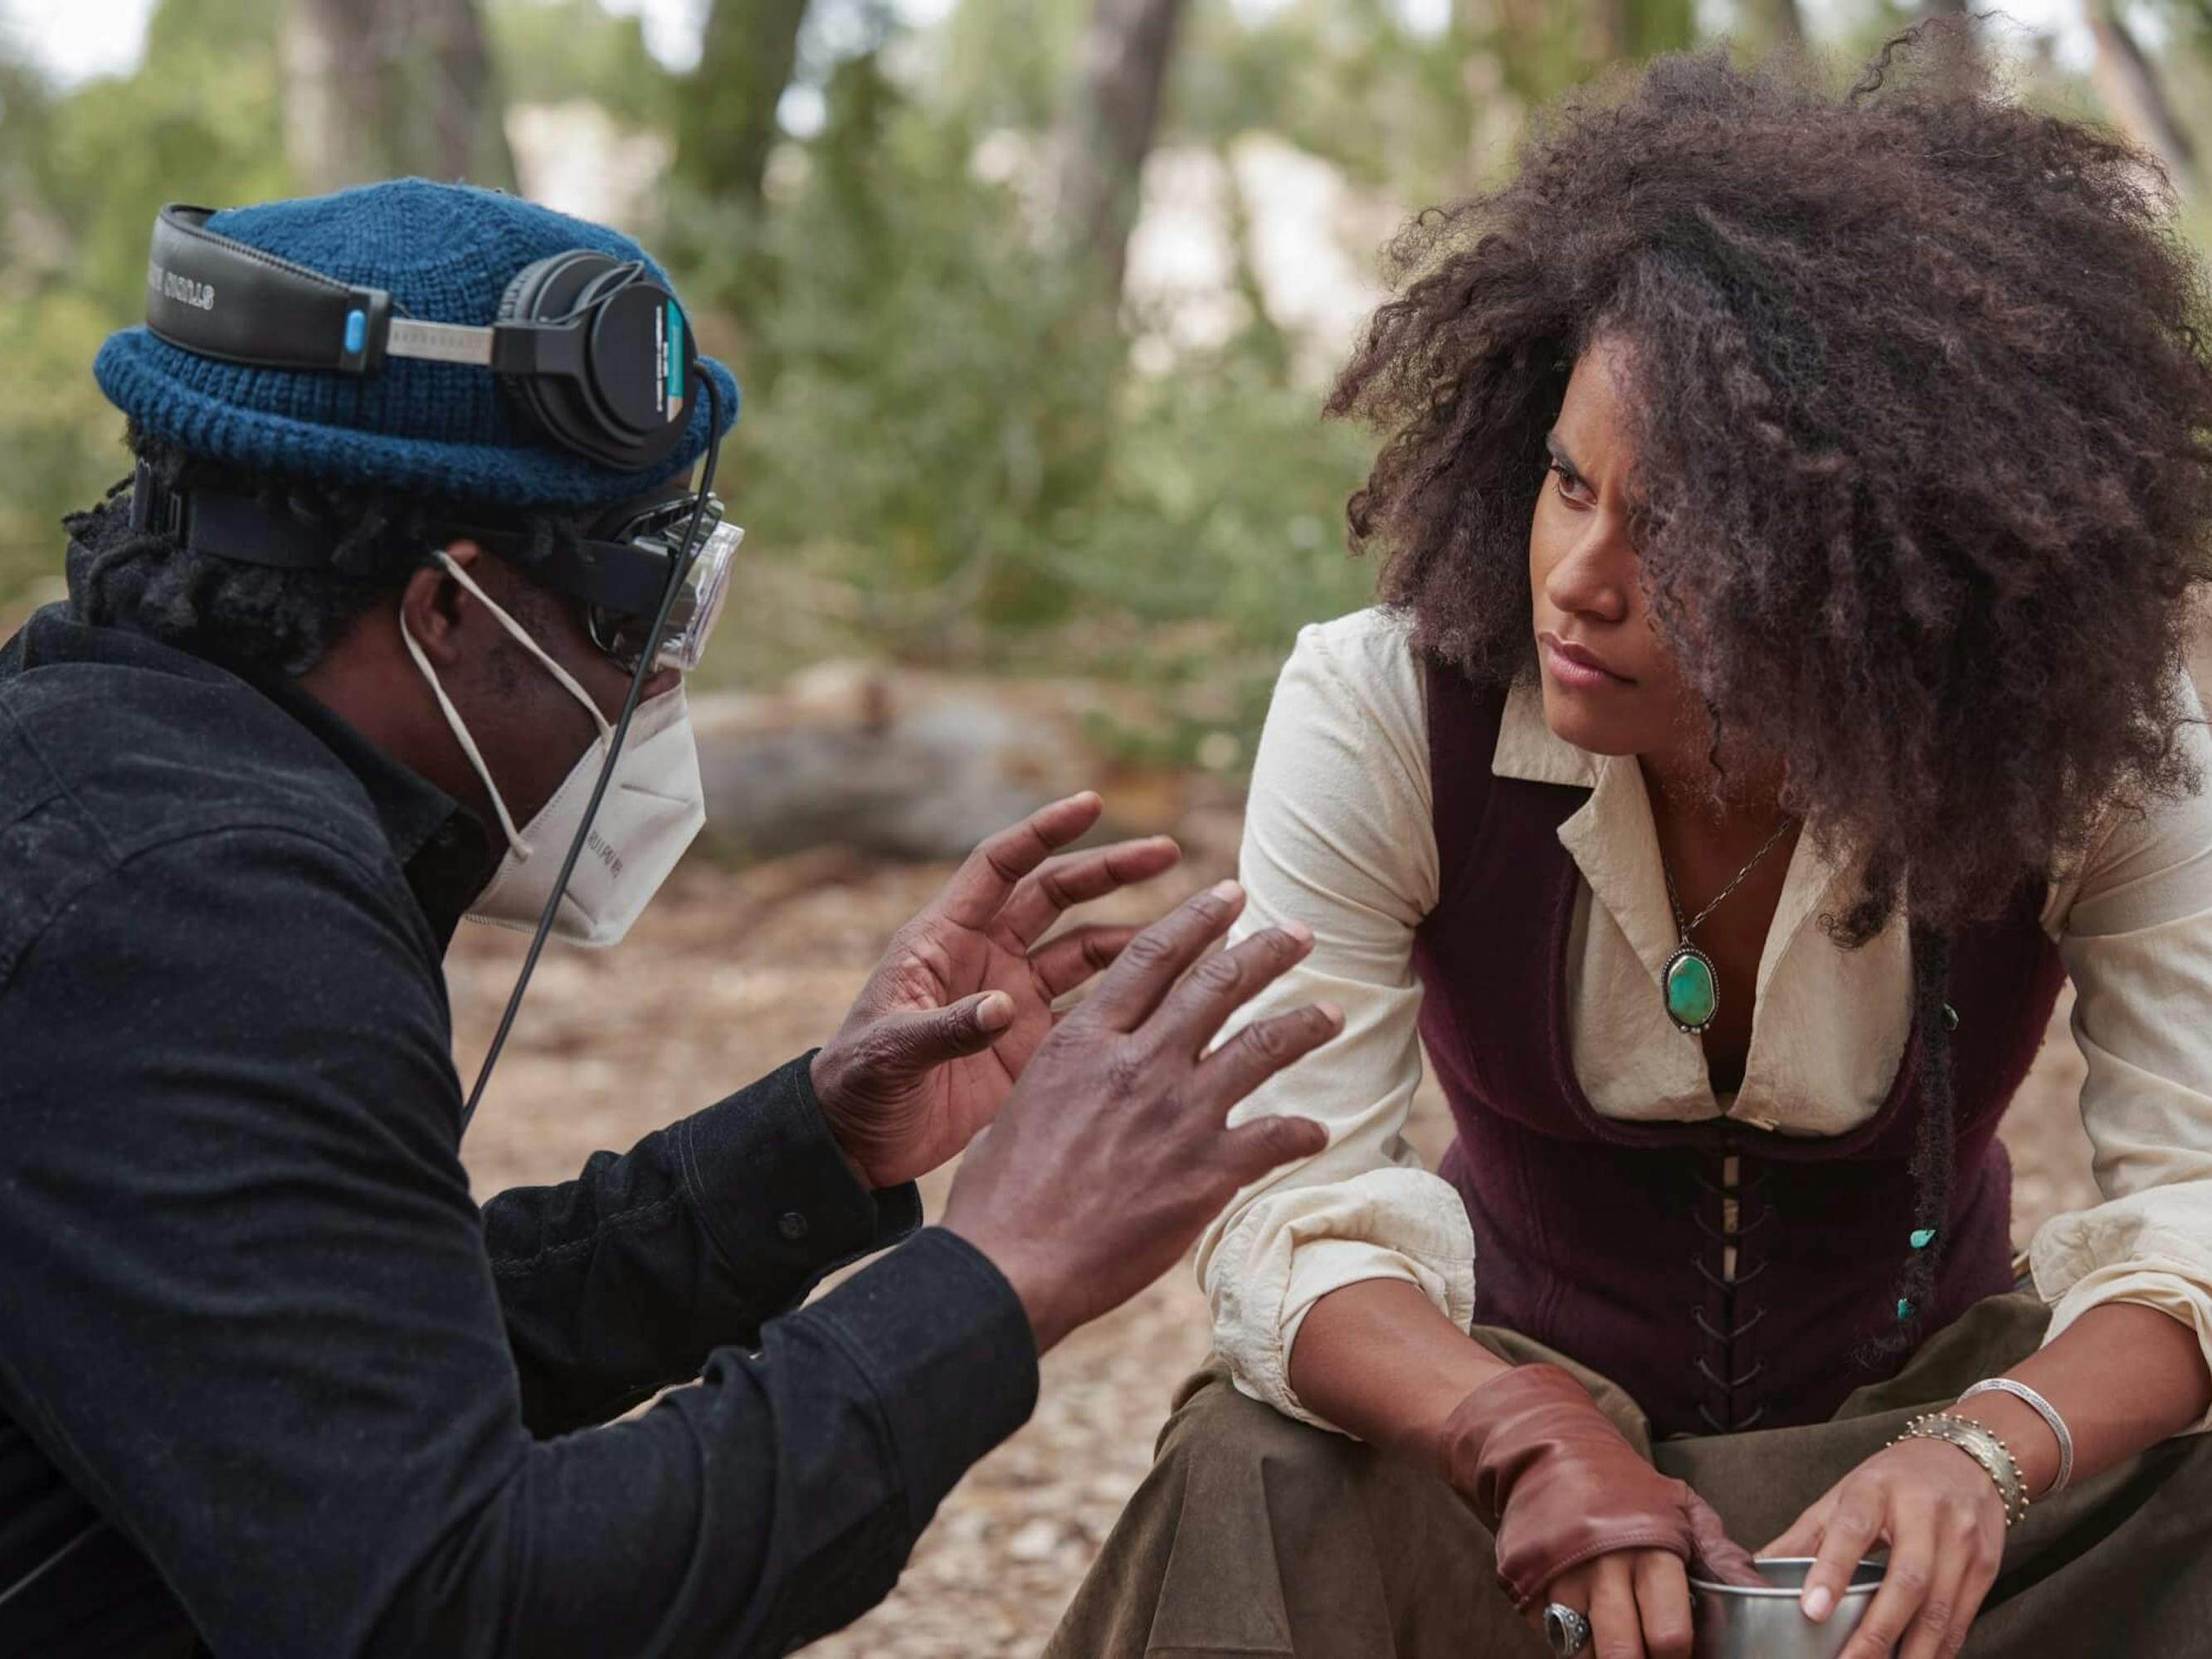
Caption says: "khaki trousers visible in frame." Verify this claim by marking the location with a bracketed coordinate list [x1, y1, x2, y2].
[1046, 1294, 2212, 1657]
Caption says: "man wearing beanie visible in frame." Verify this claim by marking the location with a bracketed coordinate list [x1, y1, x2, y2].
[0, 182, 1338, 1657]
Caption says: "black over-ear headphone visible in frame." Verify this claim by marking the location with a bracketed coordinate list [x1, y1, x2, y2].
[143, 203, 699, 471]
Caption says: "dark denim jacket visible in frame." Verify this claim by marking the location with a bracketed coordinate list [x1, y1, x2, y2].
[0, 605, 1035, 1657]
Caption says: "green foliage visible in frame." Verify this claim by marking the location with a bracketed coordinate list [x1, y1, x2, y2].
[930, 0, 1089, 134]
[7, 0, 2211, 781]
[706, 47, 1123, 649]
[677, 0, 811, 202]
[0, 0, 291, 602]
[488, 0, 669, 129]
[662, 27, 1377, 776]
[1174, 0, 1478, 197]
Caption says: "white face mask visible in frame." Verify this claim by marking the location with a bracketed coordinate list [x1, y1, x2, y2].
[401, 551, 706, 949]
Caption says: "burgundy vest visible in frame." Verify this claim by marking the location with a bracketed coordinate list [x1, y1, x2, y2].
[1415, 665, 2066, 1437]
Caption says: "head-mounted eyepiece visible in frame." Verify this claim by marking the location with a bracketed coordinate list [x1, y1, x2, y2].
[584, 496, 743, 675]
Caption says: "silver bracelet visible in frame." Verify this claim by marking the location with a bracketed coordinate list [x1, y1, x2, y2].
[1893, 1413, 2029, 1527]
[1959, 1378, 2074, 1496]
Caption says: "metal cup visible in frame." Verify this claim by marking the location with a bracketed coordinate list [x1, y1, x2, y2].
[1688, 1557, 1885, 1659]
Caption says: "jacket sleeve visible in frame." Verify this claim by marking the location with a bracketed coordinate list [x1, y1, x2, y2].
[484, 1053, 923, 1434]
[0, 826, 1036, 1657]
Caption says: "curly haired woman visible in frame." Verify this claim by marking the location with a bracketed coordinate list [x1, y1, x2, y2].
[1050, 27, 2212, 1659]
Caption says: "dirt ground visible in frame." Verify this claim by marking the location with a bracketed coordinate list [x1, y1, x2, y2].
[449, 803, 2102, 1659]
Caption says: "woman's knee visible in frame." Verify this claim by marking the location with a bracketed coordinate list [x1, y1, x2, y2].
[1154, 1363, 1481, 1560]
[1157, 1365, 1347, 1477]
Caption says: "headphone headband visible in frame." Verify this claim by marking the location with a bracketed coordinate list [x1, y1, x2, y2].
[148, 205, 394, 375]
[140, 203, 698, 470]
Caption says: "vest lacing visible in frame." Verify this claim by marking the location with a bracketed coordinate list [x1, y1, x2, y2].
[1690, 1154, 1772, 1433]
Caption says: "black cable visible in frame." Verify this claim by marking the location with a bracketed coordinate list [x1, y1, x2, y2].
[459, 374, 724, 1136]
[0, 1519, 105, 1614]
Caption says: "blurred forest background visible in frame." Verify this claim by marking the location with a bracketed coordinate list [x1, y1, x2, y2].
[1, 4, 2197, 1650]
[6, 0, 2211, 773]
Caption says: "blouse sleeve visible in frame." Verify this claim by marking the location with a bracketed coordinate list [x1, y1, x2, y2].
[2032, 671, 2212, 1431]
[1196, 611, 1476, 1430]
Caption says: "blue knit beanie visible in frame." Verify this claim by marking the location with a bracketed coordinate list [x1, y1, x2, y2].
[94, 179, 739, 508]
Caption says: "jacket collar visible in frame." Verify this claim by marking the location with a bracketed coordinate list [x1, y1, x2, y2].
[1488, 675, 1858, 1008]
[13, 601, 493, 943]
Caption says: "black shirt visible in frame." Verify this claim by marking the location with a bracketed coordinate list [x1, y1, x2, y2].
[0, 606, 1039, 1657]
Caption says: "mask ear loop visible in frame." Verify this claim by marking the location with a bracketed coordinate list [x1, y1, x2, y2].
[432, 551, 616, 742]
[460, 372, 723, 1136]
[401, 608, 530, 861]
[401, 553, 617, 862]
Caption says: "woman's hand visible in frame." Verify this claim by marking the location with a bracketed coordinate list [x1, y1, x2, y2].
[1537, 1550, 1696, 1659]
[1759, 1437, 2010, 1659]
[809, 791, 1181, 1189]
[1438, 1361, 1761, 1647]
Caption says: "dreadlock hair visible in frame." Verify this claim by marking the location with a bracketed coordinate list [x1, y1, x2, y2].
[66, 426, 594, 679]
[1326, 22, 2212, 1357]
[1854, 930, 1958, 1366]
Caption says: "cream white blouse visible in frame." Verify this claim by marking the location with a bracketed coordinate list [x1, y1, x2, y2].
[1200, 607, 2212, 1434]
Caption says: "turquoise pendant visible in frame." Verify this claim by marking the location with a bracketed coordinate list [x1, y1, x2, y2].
[1909, 1227, 1938, 1250]
[1663, 944, 1718, 1034]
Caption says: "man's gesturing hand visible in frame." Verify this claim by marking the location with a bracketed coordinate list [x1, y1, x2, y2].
[811, 792, 1182, 1190]
[939, 878, 1338, 1352]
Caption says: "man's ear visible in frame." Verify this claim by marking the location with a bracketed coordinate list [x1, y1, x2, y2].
[398, 540, 485, 670]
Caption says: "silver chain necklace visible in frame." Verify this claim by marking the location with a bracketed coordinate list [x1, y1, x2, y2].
[1658, 816, 1795, 1035]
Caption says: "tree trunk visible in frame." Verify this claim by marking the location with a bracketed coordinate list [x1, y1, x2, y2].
[1579, 0, 1625, 63]
[677, 0, 811, 205]
[2088, 0, 2200, 198]
[1454, 0, 1525, 185]
[1576, 0, 1695, 66]
[1747, 0, 1803, 46]
[283, 0, 516, 193]
[421, 0, 515, 189]
[1052, 0, 1190, 299]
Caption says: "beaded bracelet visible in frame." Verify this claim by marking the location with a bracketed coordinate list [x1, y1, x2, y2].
[1890, 1412, 2030, 1528]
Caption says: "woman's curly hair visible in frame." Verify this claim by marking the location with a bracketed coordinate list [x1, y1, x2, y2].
[1330, 23, 2212, 948]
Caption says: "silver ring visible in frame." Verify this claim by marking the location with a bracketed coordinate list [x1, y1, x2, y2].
[1542, 1601, 1591, 1656]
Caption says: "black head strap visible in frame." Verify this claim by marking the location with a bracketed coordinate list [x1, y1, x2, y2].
[128, 459, 333, 569]
[127, 460, 675, 616]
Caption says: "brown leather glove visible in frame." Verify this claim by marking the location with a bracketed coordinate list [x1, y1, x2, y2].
[1438, 1362, 1766, 1613]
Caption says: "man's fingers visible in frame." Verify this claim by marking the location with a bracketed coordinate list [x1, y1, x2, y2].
[994, 837, 1181, 948]
[861, 991, 1016, 1074]
[1631, 1552, 1694, 1659]
[1191, 1003, 1343, 1112]
[1214, 1112, 1328, 1187]
[930, 793, 1104, 930]
[1029, 924, 1142, 1000]
[1079, 881, 1247, 1032]
[1145, 921, 1314, 1057]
